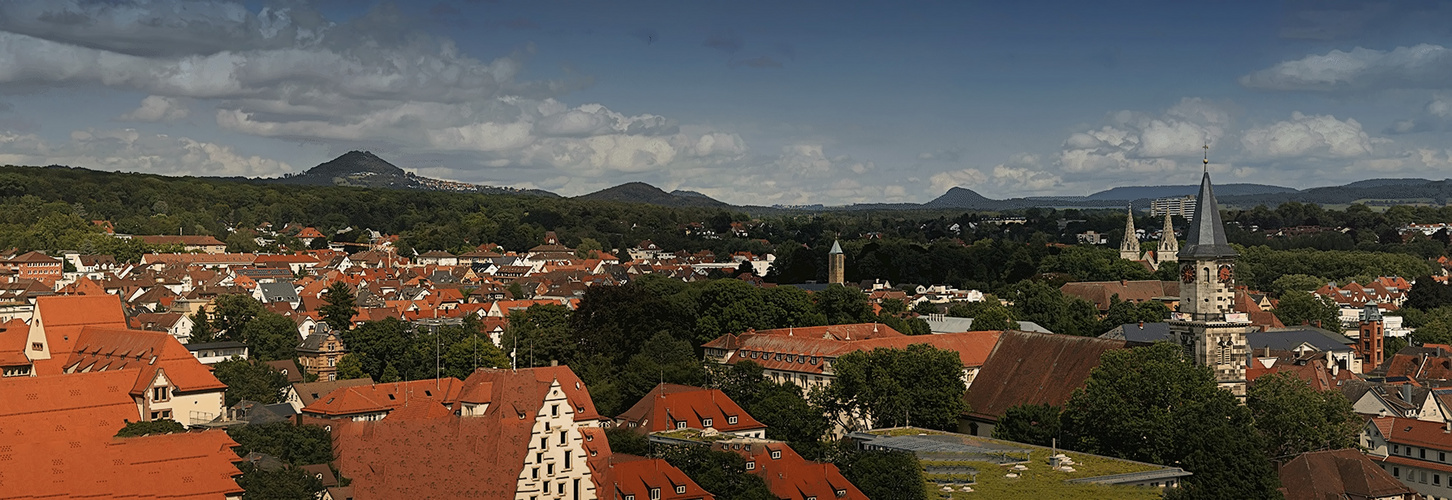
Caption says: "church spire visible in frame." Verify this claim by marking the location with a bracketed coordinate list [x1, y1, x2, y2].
[1157, 212, 1179, 263]
[1119, 204, 1141, 261]
[1178, 148, 1237, 260]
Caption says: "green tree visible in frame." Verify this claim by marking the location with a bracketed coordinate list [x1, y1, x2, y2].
[820, 344, 967, 431]
[1272, 291, 1342, 328]
[1247, 373, 1361, 461]
[115, 419, 186, 437]
[831, 445, 929, 500]
[209, 294, 264, 341]
[188, 310, 219, 344]
[992, 403, 1061, 447]
[228, 423, 335, 465]
[693, 279, 769, 344]
[1384, 335, 1409, 359]
[1407, 277, 1452, 311]
[970, 305, 1016, 330]
[1136, 300, 1171, 322]
[213, 358, 289, 406]
[241, 311, 302, 361]
[654, 445, 776, 500]
[815, 284, 873, 325]
[1269, 274, 1328, 297]
[712, 361, 830, 451]
[235, 463, 324, 500]
[340, 318, 410, 381]
[1004, 280, 1102, 336]
[1062, 343, 1280, 499]
[320, 282, 357, 332]
[575, 237, 603, 259]
[603, 426, 650, 456]
[502, 304, 576, 368]
[334, 353, 366, 380]
[613, 332, 707, 415]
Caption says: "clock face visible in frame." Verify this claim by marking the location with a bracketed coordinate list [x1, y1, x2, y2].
[1217, 265, 1233, 283]
[1180, 264, 1196, 283]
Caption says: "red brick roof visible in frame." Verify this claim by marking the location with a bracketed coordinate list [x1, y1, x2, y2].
[1060, 280, 1179, 311]
[964, 331, 1127, 421]
[617, 384, 766, 434]
[1279, 449, 1413, 500]
[0, 318, 29, 367]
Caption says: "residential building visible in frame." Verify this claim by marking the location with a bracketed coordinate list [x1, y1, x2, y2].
[725, 440, 867, 500]
[135, 235, 228, 254]
[702, 325, 1002, 393]
[2, 250, 63, 284]
[1150, 195, 1196, 219]
[1362, 416, 1452, 499]
[297, 323, 347, 380]
[186, 341, 250, 365]
[284, 377, 376, 412]
[1279, 449, 1416, 500]
[1060, 280, 1179, 312]
[302, 378, 463, 421]
[131, 311, 195, 343]
[616, 383, 768, 438]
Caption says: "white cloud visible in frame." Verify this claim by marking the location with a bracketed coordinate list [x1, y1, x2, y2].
[1239, 112, 1374, 159]
[0, 128, 292, 177]
[119, 95, 188, 122]
[927, 153, 1061, 196]
[1240, 44, 1452, 91]
[1053, 98, 1228, 177]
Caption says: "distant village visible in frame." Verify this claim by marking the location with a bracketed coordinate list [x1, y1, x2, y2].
[3, 172, 1452, 500]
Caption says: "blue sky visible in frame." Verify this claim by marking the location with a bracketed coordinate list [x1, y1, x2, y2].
[2, 0, 1452, 205]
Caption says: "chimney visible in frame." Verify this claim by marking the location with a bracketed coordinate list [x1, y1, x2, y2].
[1401, 383, 1413, 403]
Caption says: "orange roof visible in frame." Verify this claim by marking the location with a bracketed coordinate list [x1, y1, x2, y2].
[723, 441, 867, 500]
[0, 318, 29, 367]
[65, 326, 227, 395]
[297, 227, 325, 238]
[617, 383, 766, 434]
[608, 455, 715, 500]
[35, 294, 130, 356]
[303, 378, 464, 418]
[0, 371, 243, 499]
[704, 328, 1002, 375]
[1370, 416, 1452, 451]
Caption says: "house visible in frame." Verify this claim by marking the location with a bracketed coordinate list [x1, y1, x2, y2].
[962, 330, 1127, 436]
[702, 325, 1002, 393]
[0, 370, 244, 499]
[1278, 449, 1416, 500]
[255, 281, 302, 309]
[302, 378, 464, 421]
[923, 314, 1053, 334]
[135, 235, 228, 254]
[416, 250, 458, 266]
[2, 250, 63, 284]
[719, 440, 867, 500]
[1246, 328, 1359, 373]
[616, 383, 768, 438]
[598, 455, 715, 500]
[1060, 280, 1179, 312]
[297, 323, 348, 380]
[297, 227, 325, 246]
[265, 359, 306, 384]
[1361, 416, 1452, 499]
[285, 377, 376, 412]
[131, 311, 195, 343]
[332, 366, 609, 498]
[186, 341, 250, 365]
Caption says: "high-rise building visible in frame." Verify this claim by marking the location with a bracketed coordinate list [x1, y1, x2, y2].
[828, 240, 845, 285]
[1168, 149, 1251, 397]
[1151, 195, 1197, 219]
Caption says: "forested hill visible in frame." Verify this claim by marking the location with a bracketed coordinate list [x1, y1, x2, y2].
[258, 150, 557, 196]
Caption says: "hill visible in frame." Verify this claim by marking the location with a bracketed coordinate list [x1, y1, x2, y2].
[923, 187, 996, 209]
[270, 151, 556, 196]
[576, 182, 730, 207]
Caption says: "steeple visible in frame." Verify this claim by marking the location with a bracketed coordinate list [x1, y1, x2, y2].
[1176, 169, 1237, 260]
[827, 240, 845, 285]
[829, 240, 843, 255]
[1156, 212, 1179, 263]
[1118, 205, 1141, 261]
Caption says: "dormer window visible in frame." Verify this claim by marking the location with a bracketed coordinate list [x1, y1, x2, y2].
[676, 485, 686, 494]
[649, 488, 660, 500]
[702, 418, 713, 428]
[746, 461, 755, 470]
[727, 416, 738, 425]
[676, 421, 686, 430]
[770, 450, 781, 459]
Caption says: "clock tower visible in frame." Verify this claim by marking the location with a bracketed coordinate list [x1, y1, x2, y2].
[1168, 148, 1251, 397]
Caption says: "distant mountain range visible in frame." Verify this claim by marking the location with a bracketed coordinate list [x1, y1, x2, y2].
[249, 151, 1450, 212]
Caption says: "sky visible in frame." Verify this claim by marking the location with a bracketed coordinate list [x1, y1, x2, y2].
[3, 1, 1452, 206]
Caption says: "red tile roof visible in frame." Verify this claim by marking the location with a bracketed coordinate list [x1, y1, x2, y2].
[0, 318, 29, 367]
[303, 378, 463, 418]
[704, 328, 1002, 375]
[607, 455, 715, 500]
[617, 384, 766, 434]
[964, 331, 1127, 421]
[1369, 416, 1452, 451]
[65, 326, 227, 395]
[720, 441, 867, 500]
[34, 294, 130, 356]
[1280, 448, 1413, 500]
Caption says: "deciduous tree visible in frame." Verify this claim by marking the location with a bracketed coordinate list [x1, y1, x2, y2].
[820, 344, 967, 432]
[1247, 372, 1360, 461]
[213, 358, 289, 406]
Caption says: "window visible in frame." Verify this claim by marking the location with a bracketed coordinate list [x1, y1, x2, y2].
[560, 430, 568, 445]
[31, 342, 42, 351]
[746, 461, 755, 470]
[152, 386, 170, 402]
[771, 450, 781, 459]
[1394, 467, 1400, 477]
[836, 490, 847, 498]
[676, 421, 686, 430]
[328, 357, 336, 367]
[540, 437, 548, 450]
[702, 418, 713, 428]
[807, 497, 816, 500]
[1394, 445, 1400, 454]
[1422, 449, 1428, 459]
[1442, 452, 1446, 462]
[1422, 471, 1428, 484]
[159, 410, 171, 420]
[676, 485, 686, 494]
[532, 467, 539, 479]
[564, 451, 572, 469]
[649, 488, 660, 500]
[558, 483, 565, 495]
[626, 496, 635, 500]
[1436, 474, 1442, 486]
[552, 404, 560, 417]
[547, 463, 554, 476]
[727, 416, 738, 425]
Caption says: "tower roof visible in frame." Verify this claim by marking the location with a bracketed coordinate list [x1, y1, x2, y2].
[829, 240, 843, 255]
[1177, 171, 1237, 260]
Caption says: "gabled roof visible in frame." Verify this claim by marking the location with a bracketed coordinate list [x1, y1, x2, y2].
[965, 331, 1126, 421]
[722, 441, 867, 500]
[617, 383, 766, 434]
[303, 378, 463, 417]
[608, 455, 716, 500]
[292, 377, 376, 407]
[35, 294, 130, 355]
[65, 326, 227, 395]
[704, 328, 1002, 375]
[1246, 329, 1354, 353]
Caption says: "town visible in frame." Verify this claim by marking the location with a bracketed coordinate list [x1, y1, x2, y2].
[5, 160, 1452, 500]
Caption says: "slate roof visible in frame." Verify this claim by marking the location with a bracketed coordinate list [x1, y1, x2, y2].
[258, 281, 301, 303]
[925, 316, 1053, 334]
[1177, 171, 1238, 260]
[1100, 322, 1173, 344]
[964, 331, 1127, 421]
[1246, 329, 1354, 353]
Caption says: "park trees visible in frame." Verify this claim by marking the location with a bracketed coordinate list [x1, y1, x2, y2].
[819, 344, 967, 432]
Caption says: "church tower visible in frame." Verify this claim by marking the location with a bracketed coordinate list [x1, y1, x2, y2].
[1156, 212, 1179, 266]
[1169, 146, 1250, 397]
[827, 240, 845, 285]
[1118, 205, 1141, 261]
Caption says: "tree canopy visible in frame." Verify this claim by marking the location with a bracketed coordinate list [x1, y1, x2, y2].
[820, 344, 968, 432]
